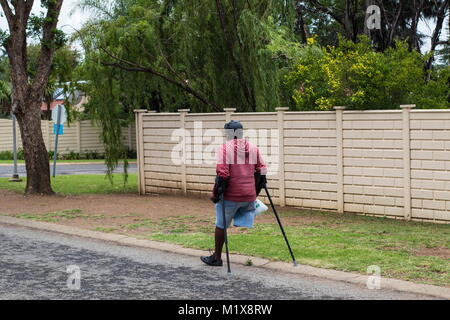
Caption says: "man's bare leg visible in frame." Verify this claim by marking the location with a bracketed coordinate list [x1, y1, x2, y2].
[214, 226, 225, 261]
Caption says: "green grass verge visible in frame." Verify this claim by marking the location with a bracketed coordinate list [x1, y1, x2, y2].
[146, 211, 450, 287]
[0, 173, 137, 194]
[16, 209, 105, 222]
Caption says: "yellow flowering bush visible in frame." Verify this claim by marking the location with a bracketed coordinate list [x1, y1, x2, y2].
[285, 35, 450, 110]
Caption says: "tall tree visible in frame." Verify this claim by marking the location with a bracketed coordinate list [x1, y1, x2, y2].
[78, 0, 297, 113]
[294, 1, 309, 43]
[0, 0, 64, 194]
[76, 0, 298, 178]
[424, 0, 450, 79]
[303, 0, 363, 43]
[302, 0, 448, 52]
[27, 44, 81, 119]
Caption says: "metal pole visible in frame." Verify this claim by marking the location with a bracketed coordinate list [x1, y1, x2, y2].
[264, 185, 297, 266]
[9, 112, 22, 182]
[221, 194, 231, 273]
[52, 105, 62, 178]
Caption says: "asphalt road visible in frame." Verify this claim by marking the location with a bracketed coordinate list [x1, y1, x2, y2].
[0, 163, 137, 178]
[0, 224, 436, 300]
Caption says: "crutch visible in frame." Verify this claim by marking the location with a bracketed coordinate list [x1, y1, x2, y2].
[264, 185, 297, 266]
[221, 191, 231, 273]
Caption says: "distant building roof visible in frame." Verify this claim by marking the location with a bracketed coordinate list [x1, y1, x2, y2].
[41, 86, 87, 111]
[53, 87, 65, 100]
[41, 100, 64, 111]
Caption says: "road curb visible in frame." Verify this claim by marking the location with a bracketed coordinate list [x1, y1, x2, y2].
[0, 215, 448, 299]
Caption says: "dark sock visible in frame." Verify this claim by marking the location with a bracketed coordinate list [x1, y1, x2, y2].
[215, 227, 225, 261]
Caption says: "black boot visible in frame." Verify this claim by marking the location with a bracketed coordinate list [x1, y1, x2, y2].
[200, 253, 223, 267]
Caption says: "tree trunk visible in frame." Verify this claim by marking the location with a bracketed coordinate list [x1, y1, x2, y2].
[409, 0, 424, 52]
[0, 0, 63, 194]
[343, 0, 357, 42]
[425, 0, 450, 80]
[294, 1, 308, 43]
[15, 99, 53, 194]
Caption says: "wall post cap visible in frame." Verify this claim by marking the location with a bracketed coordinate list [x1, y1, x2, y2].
[223, 108, 237, 112]
[133, 109, 148, 113]
[400, 104, 416, 109]
[178, 109, 190, 113]
[333, 106, 346, 110]
[276, 107, 289, 112]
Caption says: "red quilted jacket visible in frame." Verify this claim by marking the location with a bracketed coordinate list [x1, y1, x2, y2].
[216, 139, 267, 202]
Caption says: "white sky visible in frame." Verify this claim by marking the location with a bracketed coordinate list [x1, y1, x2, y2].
[0, 0, 90, 36]
[418, 18, 447, 53]
[59, 0, 92, 34]
[0, 1, 446, 55]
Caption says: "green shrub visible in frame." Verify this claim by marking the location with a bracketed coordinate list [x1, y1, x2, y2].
[85, 150, 102, 159]
[285, 36, 450, 110]
[16, 148, 25, 160]
[48, 150, 58, 160]
[64, 151, 81, 160]
[126, 148, 137, 159]
[0, 151, 13, 160]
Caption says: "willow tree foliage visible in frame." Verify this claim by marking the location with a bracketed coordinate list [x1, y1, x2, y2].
[0, 56, 10, 117]
[77, 0, 300, 178]
[0, 81, 10, 118]
[77, 0, 450, 180]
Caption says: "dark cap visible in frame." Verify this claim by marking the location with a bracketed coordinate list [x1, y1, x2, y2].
[224, 120, 243, 130]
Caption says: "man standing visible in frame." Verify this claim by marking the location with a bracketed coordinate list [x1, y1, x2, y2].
[201, 120, 267, 267]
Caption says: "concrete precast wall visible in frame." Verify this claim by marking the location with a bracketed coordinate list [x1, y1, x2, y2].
[135, 106, 450, 223]
[0, 119, 136, 154]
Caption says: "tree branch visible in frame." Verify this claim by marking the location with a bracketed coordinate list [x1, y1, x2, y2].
[0, 0, 15, 28]
[214, 0, 256, 111]
[304, 0, 345, 27]
[99, 46, 224, 112]
[154, 41, 189, 86]
[425, 0, 450, 80]
[294, 1, 308, 43]
[409, 0, 425, 51]
[387, 1, 403, 48]
[24, 0, 35, 20]
[436, 40, 450, 46]
[31, 0, 64, 93]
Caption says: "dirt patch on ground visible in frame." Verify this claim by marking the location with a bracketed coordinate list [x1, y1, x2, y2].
[0, 189, 327, 236]
[413, 247, 450, 259]
[0, 189, 213, 217]
[0, 189, 212, 233]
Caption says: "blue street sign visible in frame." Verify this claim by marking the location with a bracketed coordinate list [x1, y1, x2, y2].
[53, 124, 64, 135]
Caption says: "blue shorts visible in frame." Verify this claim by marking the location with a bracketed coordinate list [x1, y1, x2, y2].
[215, 200, 256, 229]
